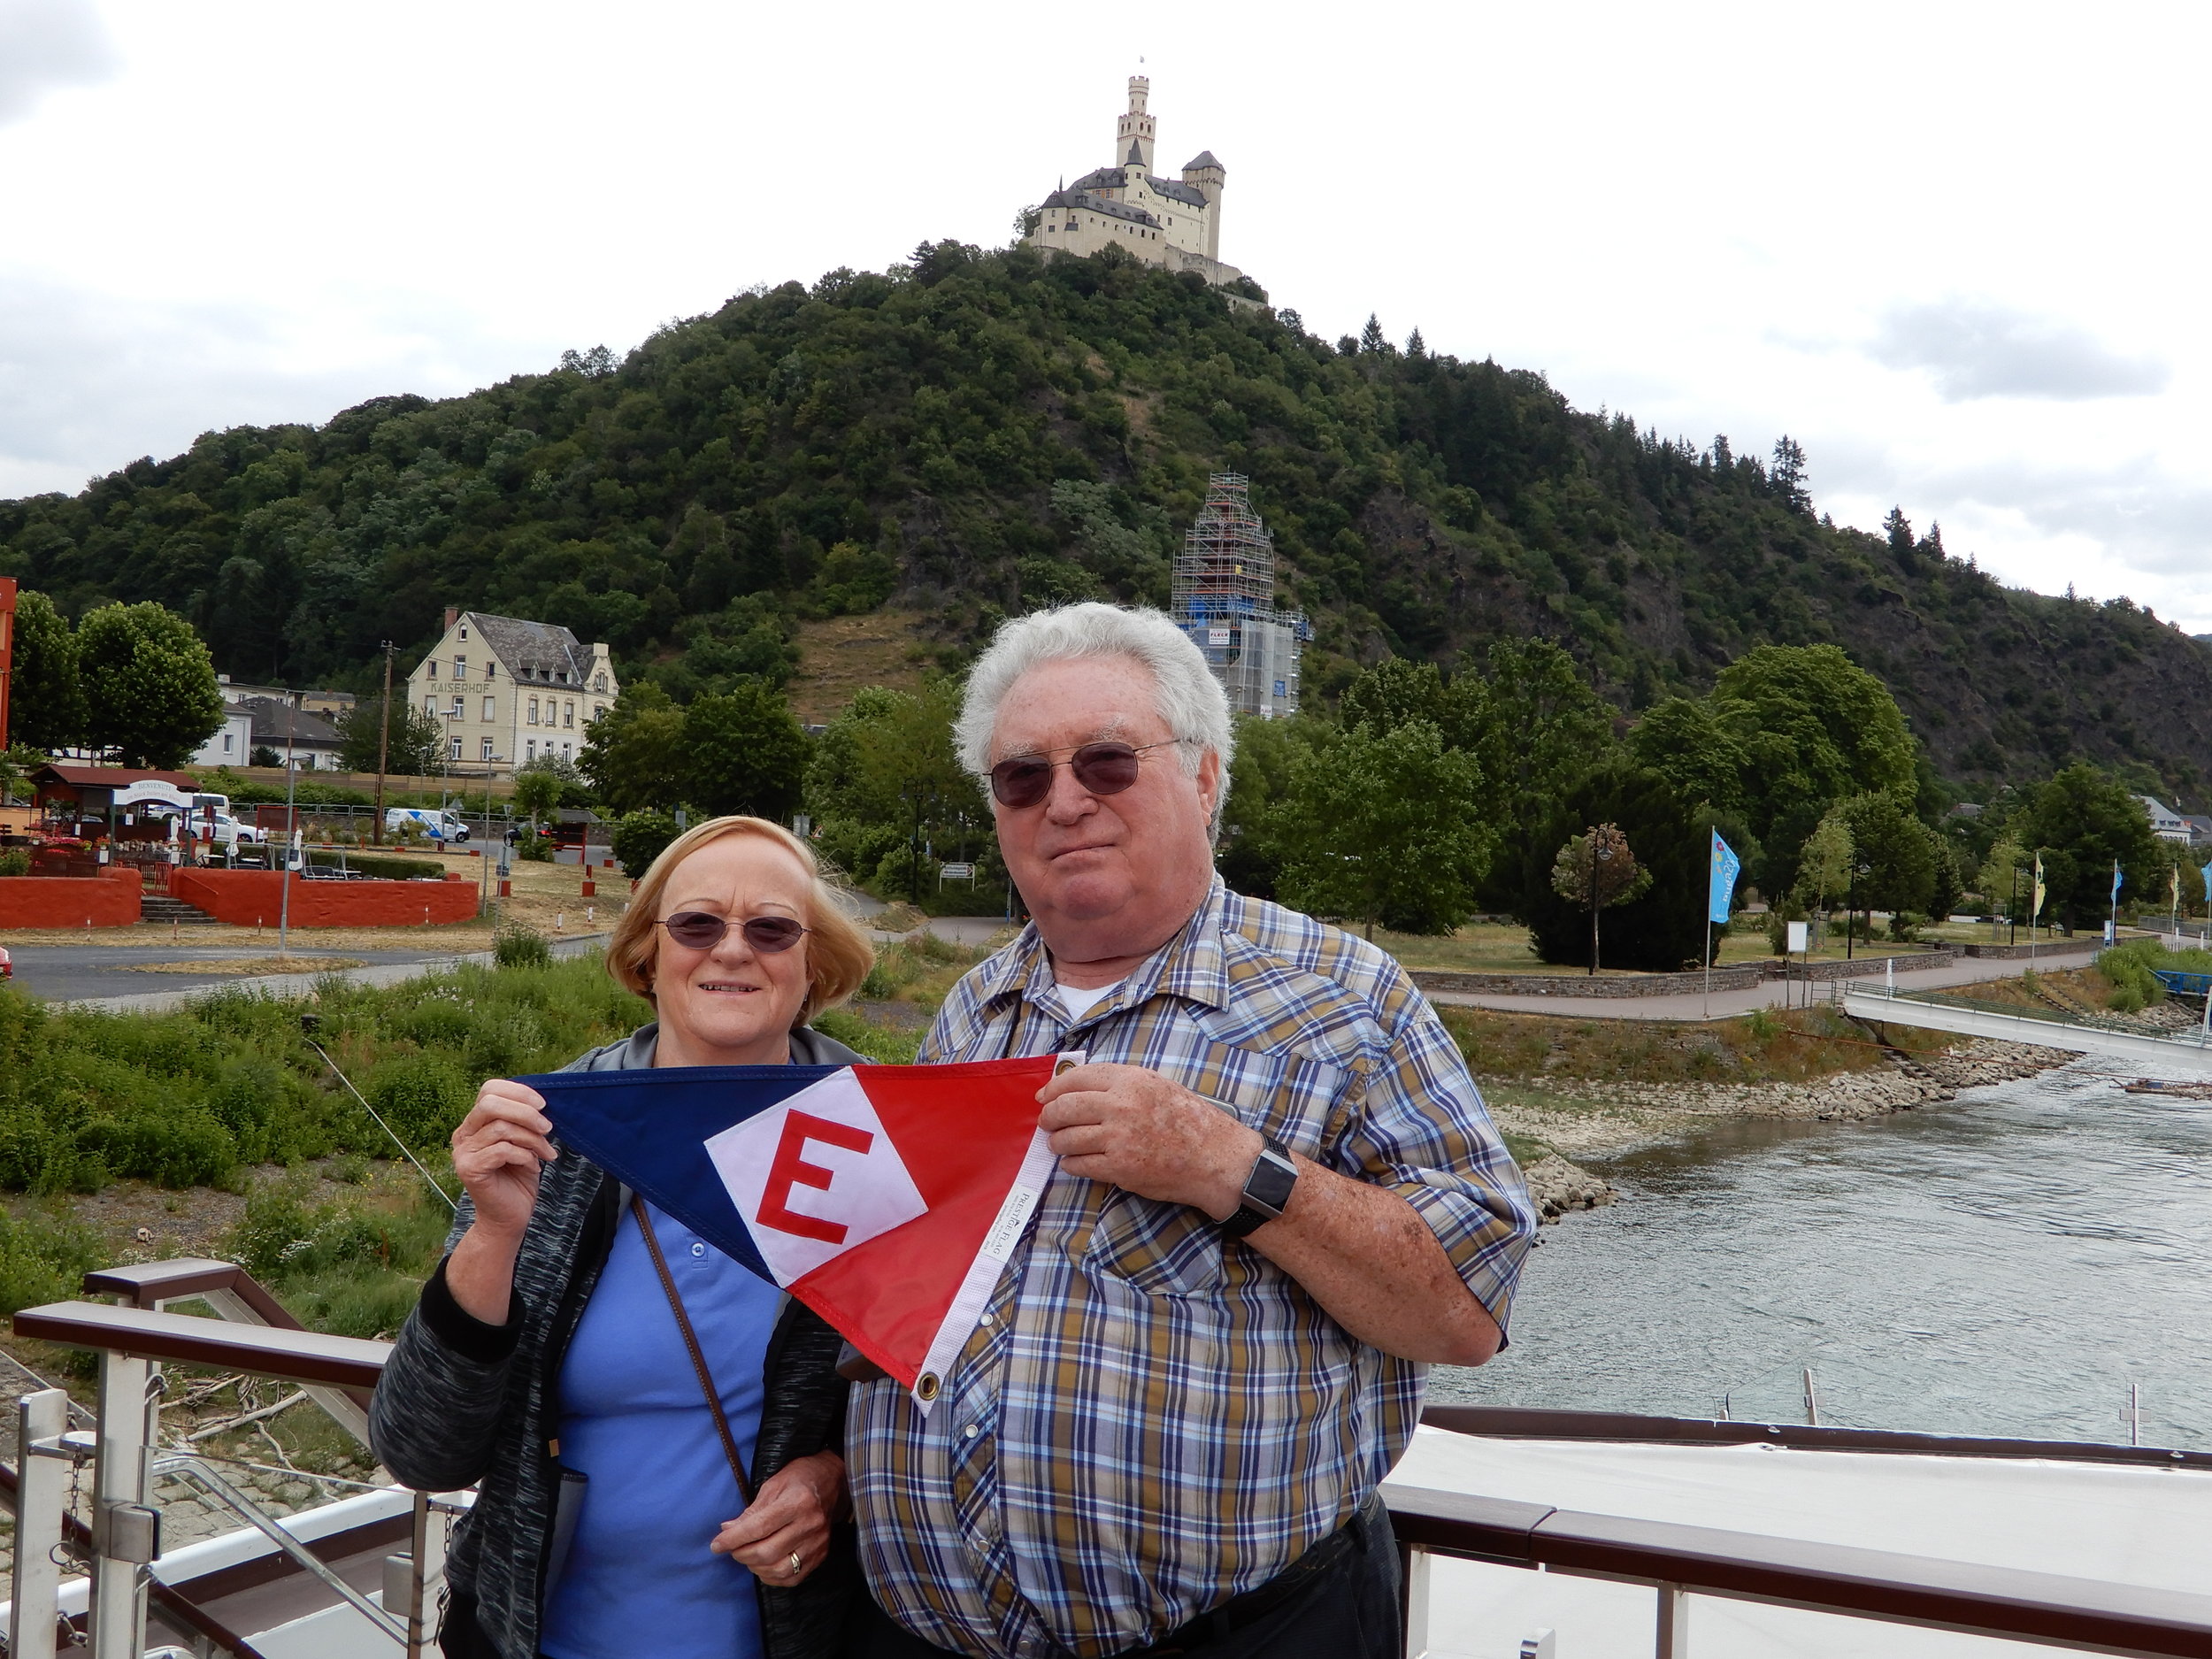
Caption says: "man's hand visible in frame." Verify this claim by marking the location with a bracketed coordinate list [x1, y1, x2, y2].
[1036, 1062, 1262, 1220]
[711, 1450, 845, 1585]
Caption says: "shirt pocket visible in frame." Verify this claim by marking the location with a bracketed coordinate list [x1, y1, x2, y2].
[1082, 1041, 1353, 1299]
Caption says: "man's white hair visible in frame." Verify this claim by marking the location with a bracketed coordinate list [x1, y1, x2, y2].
[956, 603, 1235, 781]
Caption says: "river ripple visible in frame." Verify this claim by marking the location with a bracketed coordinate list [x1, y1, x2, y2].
[1432, 1057, 2212, 1448]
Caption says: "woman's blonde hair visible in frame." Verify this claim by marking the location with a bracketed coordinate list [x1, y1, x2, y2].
[605, 816, 873, 1027]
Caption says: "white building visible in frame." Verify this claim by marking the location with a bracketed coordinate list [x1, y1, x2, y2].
[190, 705, 255, 769]
[2138, 795, 2193, 844]
[1025, 78, 1248, 291]
[406, 610, 618, 778]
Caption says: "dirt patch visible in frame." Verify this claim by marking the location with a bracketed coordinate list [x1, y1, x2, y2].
[785, 610, 937, 725]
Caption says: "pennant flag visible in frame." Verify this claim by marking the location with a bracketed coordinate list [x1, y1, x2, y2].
[1708, 832, 1741, 926]
[2111, 860, 2125, 902]
[2201, 862, 2211, 905]
[2032, 854, 2047, 922]
[525, 1056, 1070, 1411]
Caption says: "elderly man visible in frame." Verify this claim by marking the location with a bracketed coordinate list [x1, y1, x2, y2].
[852, 603, 1536, 1659]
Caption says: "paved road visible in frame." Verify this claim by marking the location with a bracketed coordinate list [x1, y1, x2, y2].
[7, 934, 612, 1011]
[1427, 942, 2101, 1023]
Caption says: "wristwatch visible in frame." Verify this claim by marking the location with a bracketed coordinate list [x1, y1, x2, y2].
[1220, 1138, 1298, 1239]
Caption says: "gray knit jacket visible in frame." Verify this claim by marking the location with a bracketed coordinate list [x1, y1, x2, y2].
[369, 1025, 873, 1659]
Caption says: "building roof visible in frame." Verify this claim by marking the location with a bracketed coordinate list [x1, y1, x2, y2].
[32, 765, 200, 792]
[1041, 188, 1160, 227]
[1125, 140, 1143, 165]
[232, 697, 344, 751]
[1184, 150, 1223, 171]
[456, 611, 600, 687]
[1148, 174, 1208, 207]
[1070, 166, 1125, 191]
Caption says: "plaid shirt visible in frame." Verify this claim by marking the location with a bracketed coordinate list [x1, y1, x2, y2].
[848, 881, 1536, 1659]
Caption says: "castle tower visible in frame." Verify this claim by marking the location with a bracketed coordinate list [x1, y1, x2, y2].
[1181, 150, 1225, 262]
[1116, 75, 1156, 175]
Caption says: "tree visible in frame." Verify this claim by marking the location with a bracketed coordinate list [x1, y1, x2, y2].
[1519, 765, 1710, 972]
[1833, 791, 1943, 933]
[1276, 720, 1491, 938]
[1884, 507, 1914, 557]
[7, 589, 85, 752]
[1977, 835, 2027, 920]
[74, 603, 223, 768]
[611, 808, 682, 878]
[1770, 436, 1810, 515]
[1216, 714, 1336, 901]
[803, 679, 987, 895]
[2016, 763, 2163, 930]
[511, 757, 568, 833]
[1794, 811, 1855, 924]
[335, 695, 442, 776]
[1359, 314, 1387, 355]
[579, 684, 689, 815]
[681, 680, 809, 822]
[1550, 823, 1653, 974]
[1627, 696, 1748, 814]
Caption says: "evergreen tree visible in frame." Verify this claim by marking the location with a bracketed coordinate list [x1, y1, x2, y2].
[1884, 506, 1915, 557]
[1359, 313, 1387, 355]
[1770, 436, 1811, 515]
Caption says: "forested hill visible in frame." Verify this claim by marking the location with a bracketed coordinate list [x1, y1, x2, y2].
[5, 239, 2208, 797]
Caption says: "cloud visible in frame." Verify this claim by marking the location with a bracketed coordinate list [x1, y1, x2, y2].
[1866, 296, 2170, 401]
[0, 0, 119, 127]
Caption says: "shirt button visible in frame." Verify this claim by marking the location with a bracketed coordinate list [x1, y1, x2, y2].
[689, 1242, 707, 1257]
[964, 1424, 979, 1439]
[979, 1312, 995, 1328]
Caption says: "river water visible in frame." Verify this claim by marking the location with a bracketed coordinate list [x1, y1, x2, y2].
[1432, 1057, 2212, 1449]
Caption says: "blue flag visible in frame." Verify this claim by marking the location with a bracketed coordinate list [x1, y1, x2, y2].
[521, 1056, 1066, 1408]
[2112, 860, 2124, 901]
[1709, 832, 1741, 926]
[2202, 862, 2211, 904]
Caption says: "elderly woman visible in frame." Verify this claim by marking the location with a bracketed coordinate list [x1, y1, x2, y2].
[371, 816, 879, 1659]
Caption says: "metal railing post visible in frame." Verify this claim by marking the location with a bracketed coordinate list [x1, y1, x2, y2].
[11, 1388, 72, 1659]
[89, 1350, 158, 1659]
[1655, 1583, 1689, 1659]
[406, 1488, 451, 1658]
[1400, 1541, 1432, 1658]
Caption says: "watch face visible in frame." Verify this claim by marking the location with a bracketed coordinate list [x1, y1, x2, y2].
[1246, 1148, 1298, 1217]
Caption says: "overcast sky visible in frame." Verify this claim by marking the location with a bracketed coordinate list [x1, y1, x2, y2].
[5, 0, 2209, 633]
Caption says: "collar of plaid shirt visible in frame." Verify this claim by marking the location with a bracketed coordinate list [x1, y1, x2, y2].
[844, 880, 1537, 1659]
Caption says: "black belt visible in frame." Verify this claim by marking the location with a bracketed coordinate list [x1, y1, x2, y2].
[1115, 1492, 1385, 1656]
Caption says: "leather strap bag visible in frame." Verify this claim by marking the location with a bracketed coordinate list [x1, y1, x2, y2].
[631, 1193, 756, 1507]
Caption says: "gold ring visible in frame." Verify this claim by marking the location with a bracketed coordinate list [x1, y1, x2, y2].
[787, 1549, 803, 1577]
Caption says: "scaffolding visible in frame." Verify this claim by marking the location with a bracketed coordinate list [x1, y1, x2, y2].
[1172, 473, 1307, 719]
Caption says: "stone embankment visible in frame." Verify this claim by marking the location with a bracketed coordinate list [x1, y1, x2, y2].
[1486, 1037, 2077, 1170]
[1521, 1154, 1617, 1224]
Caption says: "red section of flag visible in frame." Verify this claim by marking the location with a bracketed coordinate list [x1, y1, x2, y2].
[785, 1056, 1056, 1386]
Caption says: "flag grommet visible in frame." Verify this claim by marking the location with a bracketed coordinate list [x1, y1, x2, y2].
[915, 1371, 941, 1402]
[1054, 1057, 1077, 1076]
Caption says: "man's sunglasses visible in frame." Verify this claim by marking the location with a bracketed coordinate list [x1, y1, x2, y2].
[987, 739, 1187, 810]
[656, 913, 810, 953]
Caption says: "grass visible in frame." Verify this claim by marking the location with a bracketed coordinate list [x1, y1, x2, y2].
[1440, 1002, 1954, 1087]
[1369, 919, 1948, 976]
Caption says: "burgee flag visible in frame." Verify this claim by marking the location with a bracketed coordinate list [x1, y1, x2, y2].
[1708, 832, 1741, 926]
[525, 1056, 1071, 1411]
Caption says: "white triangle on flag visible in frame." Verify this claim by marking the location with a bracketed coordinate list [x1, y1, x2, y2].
[705, 1068, 928, 1284]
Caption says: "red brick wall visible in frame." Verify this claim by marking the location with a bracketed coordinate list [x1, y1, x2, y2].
[172, 870, 479, 927]
[0, 871, 142, 927]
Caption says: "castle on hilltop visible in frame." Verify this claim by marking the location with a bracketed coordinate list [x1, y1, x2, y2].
[1025, 78, 1247, 290]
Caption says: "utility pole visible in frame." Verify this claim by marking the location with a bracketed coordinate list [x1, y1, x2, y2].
[373, 641, 395, 845]
[277, 691, 301, 960]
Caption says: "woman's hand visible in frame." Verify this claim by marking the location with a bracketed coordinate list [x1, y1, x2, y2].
[710, 1451, 845, 1585]
[443, 1080, 557, 1325]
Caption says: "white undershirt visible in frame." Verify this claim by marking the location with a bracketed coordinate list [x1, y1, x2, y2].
[1053, 978, 1125, 1024]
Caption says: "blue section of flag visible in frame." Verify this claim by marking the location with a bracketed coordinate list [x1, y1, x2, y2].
[2202, 863, 2211, 904]
[1709, 833, 1741, 926]
[521, 1065, 841, 1283]
[2111, 861, 2124, 901]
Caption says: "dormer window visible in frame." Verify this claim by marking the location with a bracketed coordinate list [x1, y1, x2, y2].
[458, 625, 469, 640]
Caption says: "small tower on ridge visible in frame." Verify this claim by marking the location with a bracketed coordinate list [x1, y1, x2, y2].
[1181, 150, 1225, 262]
[1117, 75, 1156, 175]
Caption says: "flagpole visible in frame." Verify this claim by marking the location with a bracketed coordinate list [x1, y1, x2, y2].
[1703, 918, 1712, 1019]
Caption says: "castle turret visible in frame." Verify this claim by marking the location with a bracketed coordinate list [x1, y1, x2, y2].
[1116, 75, 1156, 175]
[1181, 150, 1225, 262]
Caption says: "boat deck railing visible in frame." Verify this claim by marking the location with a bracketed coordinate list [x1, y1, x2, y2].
[10, 1271, 2212, 1658]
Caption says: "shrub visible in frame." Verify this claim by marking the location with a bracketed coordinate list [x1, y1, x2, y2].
[0, 848, 30, 877]
[494, 924, 553, 971]
[364, 1053, 472, 1149]
[0, 1211, 103, 1315]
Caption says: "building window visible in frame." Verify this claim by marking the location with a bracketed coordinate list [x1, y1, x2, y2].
[449, 736, 463, 761]
[564, 702, 574, 728]
[591, 703, 604, 721]
[595, 672, 607, 692]
[527, 697, 539, 724]
[562, 741, 572, 757]
[453, 656, 466, 678]
[487, 662, 496, 680]
[450, 696, 464, 718]
[222, 733, 234, 753]
[482, 696, 495, 721]
[526, 739, 536, 760]
[481, 737, 495, 761]
[423, 695, 436, 717]
[458, 625, 468, 640]
[426, 660, 439, 680]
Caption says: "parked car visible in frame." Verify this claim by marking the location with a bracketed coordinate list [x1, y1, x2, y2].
[0, 946, 11, 982]
[385, 807, 470, 843]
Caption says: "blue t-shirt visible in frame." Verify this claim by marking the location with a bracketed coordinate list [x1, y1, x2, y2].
[540, 1202, 781, 1659]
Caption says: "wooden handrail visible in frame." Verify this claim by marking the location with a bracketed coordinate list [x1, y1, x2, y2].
[84, 1258, 300, 1331]
[12, 1302, 389, 1392]
[1384, 1478, 2212, 1658]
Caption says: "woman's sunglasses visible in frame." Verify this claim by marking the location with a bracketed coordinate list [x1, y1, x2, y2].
[988, 739, 1186, 810]
[657, 913, 810, 953]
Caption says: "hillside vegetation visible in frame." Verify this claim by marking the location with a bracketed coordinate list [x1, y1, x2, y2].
[4, 241, 2208, 797]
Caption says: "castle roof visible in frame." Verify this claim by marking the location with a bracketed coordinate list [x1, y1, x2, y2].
[1066, 165, 1210, 210]
[1184, 150, 1222, 171]
[1125, 140, 1143, 165]
[1048, 190, 1160, 227]
[1148, 175, 1209, 207]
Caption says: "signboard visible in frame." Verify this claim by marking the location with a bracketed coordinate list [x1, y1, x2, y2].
[1787, 920, 1809, 953]
[939, 862, 977, 885]
[1208, 626, 1231, 646]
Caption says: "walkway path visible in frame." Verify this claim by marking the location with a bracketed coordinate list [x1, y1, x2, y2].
[1428, 942, 2101, 1023]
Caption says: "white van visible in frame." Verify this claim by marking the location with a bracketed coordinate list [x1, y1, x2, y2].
[385, 807, 471, 843]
